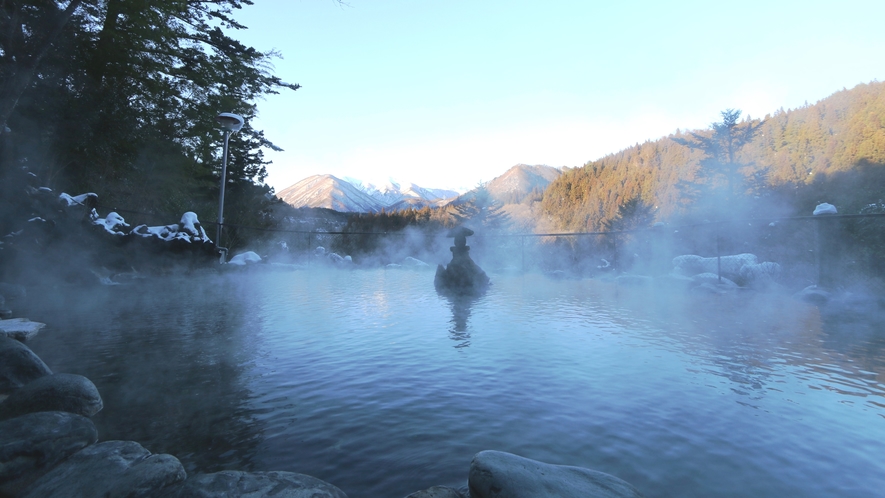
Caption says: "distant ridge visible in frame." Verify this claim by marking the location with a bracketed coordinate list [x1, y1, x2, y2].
[485, 164, 561, 203]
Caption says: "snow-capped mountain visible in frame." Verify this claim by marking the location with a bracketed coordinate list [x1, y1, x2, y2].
[352, 179, 459, 207]
[275, 167, 561, 214]
[276, 174, 384, 212]
[276, 175, 460, 212]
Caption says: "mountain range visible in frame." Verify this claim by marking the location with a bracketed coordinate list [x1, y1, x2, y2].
[275, 175, 460, 213]
[275, 165, 562, 214]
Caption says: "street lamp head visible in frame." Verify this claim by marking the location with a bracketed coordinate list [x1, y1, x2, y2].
[216, 112, 244, 133]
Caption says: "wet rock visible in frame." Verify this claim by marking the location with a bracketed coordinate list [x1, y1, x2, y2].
[793, 285, 831, 306]
[435, 227, 490, 296]
[164, 470, 348, 498]
[691, 273, 738, 288]
[405, 485, 465, 498]
[22, 440, 185, 498]
[468, 450, 643, 498]
[0, 373, 102, 420]
[0, 318, 46, 340]
[0, 411, 98, 496]
[0, 336, 52, 394]
[435, 259, 490, 295]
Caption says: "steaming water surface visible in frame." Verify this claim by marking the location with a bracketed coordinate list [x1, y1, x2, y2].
[23, 269, 885, 497]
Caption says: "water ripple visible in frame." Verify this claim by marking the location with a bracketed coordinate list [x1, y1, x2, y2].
[19, 270, 885, 497]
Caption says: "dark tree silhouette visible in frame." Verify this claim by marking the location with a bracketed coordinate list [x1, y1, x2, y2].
[450, 182, 511, 232]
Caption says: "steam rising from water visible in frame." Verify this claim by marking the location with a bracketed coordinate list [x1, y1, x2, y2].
[18, 269, 885, 497]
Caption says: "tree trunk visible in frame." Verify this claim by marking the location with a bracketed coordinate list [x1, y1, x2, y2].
[86, 0, 123, 85]
[0, 0, 84, 134]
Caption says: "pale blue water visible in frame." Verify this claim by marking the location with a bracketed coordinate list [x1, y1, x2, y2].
[23, 269, 885, 497]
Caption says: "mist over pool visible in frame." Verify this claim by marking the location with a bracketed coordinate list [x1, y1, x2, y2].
[21, 268, 885, 497]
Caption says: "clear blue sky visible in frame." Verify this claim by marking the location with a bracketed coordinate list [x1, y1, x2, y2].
[233, 0, 885, 193]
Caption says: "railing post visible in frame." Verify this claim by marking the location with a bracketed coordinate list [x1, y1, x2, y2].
[813, 204, 838, 288]
[612, 235, 619, 271]
[521, 235, 525, 273]
[716, 222, 722, 283]
[816, 216, 837, 287]
[307, 232, 311, 268]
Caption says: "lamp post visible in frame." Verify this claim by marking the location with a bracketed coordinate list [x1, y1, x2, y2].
[215, 112, 244, 263]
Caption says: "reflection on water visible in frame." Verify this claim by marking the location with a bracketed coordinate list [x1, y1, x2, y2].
[442, 294, 480, 349]
[22, 277, 266, 473]
[18, 270, 885, 497]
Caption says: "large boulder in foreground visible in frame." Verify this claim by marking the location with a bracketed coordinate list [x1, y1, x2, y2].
[22, 440, 186, 498]
[164, 470, 348, 498]
[405, 485, 465, 497]
[468, 451, 643, 498]
[0, 411, 98, 496]
[0, 335, 52, 394]
[0, 373, 102, 421]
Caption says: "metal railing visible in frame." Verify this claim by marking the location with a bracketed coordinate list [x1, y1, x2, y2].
[97, 204, 885, 287]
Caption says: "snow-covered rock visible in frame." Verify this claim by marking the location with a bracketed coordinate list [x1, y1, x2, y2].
[131, 224, 181, 241]
[386, 257, 430, 270]
[131, 212, 211, 244]
[178, 212, 206, 238]
[327, 252, 352, 265]
[813, 203, 838, 215]
[228, 251, 262, 266]
[92, 211, 129, 235]
[739, 262, 781, 287]
[0, 319, 46, 341]
[58, 192, 97, 208]
[672, 253, 758, 278]
[403, 256, 430, 268]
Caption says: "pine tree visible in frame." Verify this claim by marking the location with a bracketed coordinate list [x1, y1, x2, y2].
[450, 182, 511, 232]
[672, 109, 764, 204]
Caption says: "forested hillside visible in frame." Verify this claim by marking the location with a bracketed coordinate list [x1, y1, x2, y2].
[543, 81, 885, 231]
